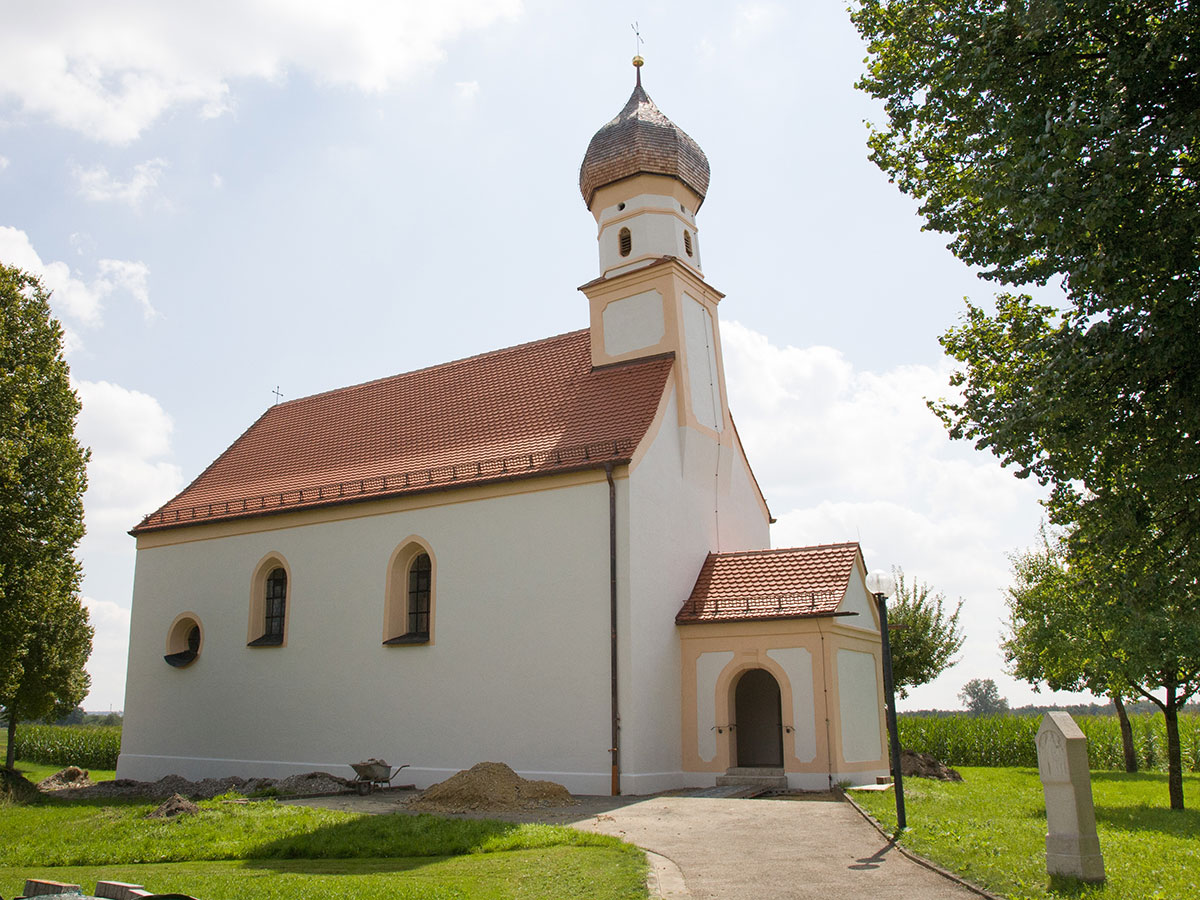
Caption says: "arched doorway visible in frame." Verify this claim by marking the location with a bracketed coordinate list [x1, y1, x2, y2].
[734, 668, 783, 767]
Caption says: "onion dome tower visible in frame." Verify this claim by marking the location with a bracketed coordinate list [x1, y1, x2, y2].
[580, 57, 709, 278]
[578, 58, 730, 443]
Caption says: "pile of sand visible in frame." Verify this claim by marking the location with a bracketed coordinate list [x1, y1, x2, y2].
[901, 749, 963, 782]
[38, 766, 93, 791]
[408, 761, 576, 813]
[147, 792, 200, 818]
[274, 771, 352, 795]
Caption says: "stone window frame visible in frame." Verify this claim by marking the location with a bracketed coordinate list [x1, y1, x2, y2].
[247, 553, 292, 647]
[383, 537, 436, 646]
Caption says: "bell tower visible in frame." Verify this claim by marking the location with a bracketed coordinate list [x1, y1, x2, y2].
[578, 58, 730, 439]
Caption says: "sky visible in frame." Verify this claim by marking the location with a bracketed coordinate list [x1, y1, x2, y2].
[0, 0, 1096, 714]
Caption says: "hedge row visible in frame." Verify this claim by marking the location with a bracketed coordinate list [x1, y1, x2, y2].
[899, 712, 1200, 771]
[12, 724, 122, 770]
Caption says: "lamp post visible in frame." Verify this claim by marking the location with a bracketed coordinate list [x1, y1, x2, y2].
[865, 569, 906, 831]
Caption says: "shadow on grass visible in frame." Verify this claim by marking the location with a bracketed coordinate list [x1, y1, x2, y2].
[240, 855, 451, 876]
[1046, 873, 1108, 897]
[1093, 803, 1200, 835]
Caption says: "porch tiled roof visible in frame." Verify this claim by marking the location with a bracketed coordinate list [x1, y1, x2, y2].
[676, 542, 862, 624]
[134, 329, 674, 533]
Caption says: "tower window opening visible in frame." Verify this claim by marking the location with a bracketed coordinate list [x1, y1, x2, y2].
[619, 227, 632, 257]
[617, 202, 626, 211]
[684, 230, 693, 257]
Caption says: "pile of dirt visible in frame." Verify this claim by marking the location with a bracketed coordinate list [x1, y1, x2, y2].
[38, 766, 93, 790]
[147, 792, 200, 818]
[1, 767, 40, 802]
[901, 749, 963, 782]
[274, 771, 352, 795]
[52, 771, 348, 801]
[408, 762, 576, 813]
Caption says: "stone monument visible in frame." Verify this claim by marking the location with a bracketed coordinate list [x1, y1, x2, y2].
[1036, 711, 1105, 882]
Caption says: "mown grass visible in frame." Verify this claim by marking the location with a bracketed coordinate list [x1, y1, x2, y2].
[853, 767, 1200, 900]
[899, 713, 1200, 771]
[11, 724, 122, 769]
[3, 850, 645, 900]
[0, 796, 647, 900]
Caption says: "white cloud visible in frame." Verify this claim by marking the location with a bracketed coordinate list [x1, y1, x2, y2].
[0, 226, 154, 334]
[97, 258, 155, 319]
[72, 157, 167, 207]
[211, 172, 223, 189]
[0, 155, 8, 170]
[733, 2, 784, 43]
[81, 596, 131, 712]
[0, 1, 524, 143]
[454, 80, 480, 102]
[722, 320, 1064, 709]
[74, 380, 184, 711]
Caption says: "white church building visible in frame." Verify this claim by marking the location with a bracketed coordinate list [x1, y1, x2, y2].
[118, 63, 889, 795]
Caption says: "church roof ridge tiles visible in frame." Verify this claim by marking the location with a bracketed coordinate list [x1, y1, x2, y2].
[134, 328, 674, 534]
[675, 542, 863, 625]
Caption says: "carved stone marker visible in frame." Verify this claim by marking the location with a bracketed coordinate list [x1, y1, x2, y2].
[1036, 712, 1105, 882]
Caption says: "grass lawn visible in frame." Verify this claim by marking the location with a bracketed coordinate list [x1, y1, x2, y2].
[0, 794, 647, 900]
[853, 767, 1200, 900]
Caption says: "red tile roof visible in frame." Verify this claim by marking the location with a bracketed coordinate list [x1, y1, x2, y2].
[134, 330, 674, 533]
[676, 543, 864, 624]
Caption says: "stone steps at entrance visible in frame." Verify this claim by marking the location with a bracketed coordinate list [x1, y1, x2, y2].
[715, 767, 788, 790]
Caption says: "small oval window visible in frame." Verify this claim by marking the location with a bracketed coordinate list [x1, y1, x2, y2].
[619, 227, 632, 257]
[683, 230, 693, 257]
[165, 615, 202, 668]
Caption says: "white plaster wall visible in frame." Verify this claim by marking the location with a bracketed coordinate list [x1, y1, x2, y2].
[836, 648, 883, 763]
[766, 648, 816, 763]
[119, 481, 616, 794]
[682, 295, 722, 432]
[603, 290, 664, 357]
[695, 651, 733, 762]
[598, 193, 702, 276]
[838, 574, 879, 632]
[622, 387, 771, 793]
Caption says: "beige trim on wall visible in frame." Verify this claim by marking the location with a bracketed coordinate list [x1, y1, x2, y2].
[136, 467, 625, 550]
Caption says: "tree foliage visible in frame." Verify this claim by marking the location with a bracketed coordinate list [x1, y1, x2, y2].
[887, 569, 965, 698]
[0, 264, 92, 768]
[851, 0, 1200, 603]
[1002, 527, 1200, 805]
[959, 678, 1009, 716]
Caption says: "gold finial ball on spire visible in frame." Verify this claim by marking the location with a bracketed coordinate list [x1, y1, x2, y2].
[632, 55, 644, 67]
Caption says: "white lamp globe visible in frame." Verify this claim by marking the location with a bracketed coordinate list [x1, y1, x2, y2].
[865, 570, 896, 598]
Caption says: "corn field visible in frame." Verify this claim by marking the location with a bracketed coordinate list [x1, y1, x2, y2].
[900, 713, 1200, 771]
[12, 725, 122, 770]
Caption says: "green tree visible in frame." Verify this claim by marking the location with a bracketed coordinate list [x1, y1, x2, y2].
[887, 569, 965, 699]
[850, 0, 1200, 624]
[0, 264, 92, 769]
[959, 678, 1009, 716]
[1003, 529, 1200, 806]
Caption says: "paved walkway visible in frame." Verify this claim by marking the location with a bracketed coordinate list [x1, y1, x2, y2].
[572, 794, 980, 900]
[288, 790, 983, 900]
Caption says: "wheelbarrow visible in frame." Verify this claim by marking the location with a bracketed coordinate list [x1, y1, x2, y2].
[350, 759, 409, 795]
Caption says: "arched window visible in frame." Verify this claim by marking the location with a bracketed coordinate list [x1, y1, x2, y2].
[248, 556, 290, 647]
[384, 541, 435, 645]
[618, 227, 632, 257]
[683, 229, 693, 257]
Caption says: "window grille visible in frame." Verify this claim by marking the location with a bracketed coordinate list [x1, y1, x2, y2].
[619, 227, 632, 257]
[407, 553, 431, 637]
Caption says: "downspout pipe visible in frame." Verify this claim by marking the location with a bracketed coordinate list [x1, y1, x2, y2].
[604, 463, 621, 795]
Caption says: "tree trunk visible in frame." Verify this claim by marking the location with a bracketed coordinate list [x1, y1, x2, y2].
[1164, 686, 1185, 810]
[1112, 694, 1137, 773]
[4, 714, 15, 770]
